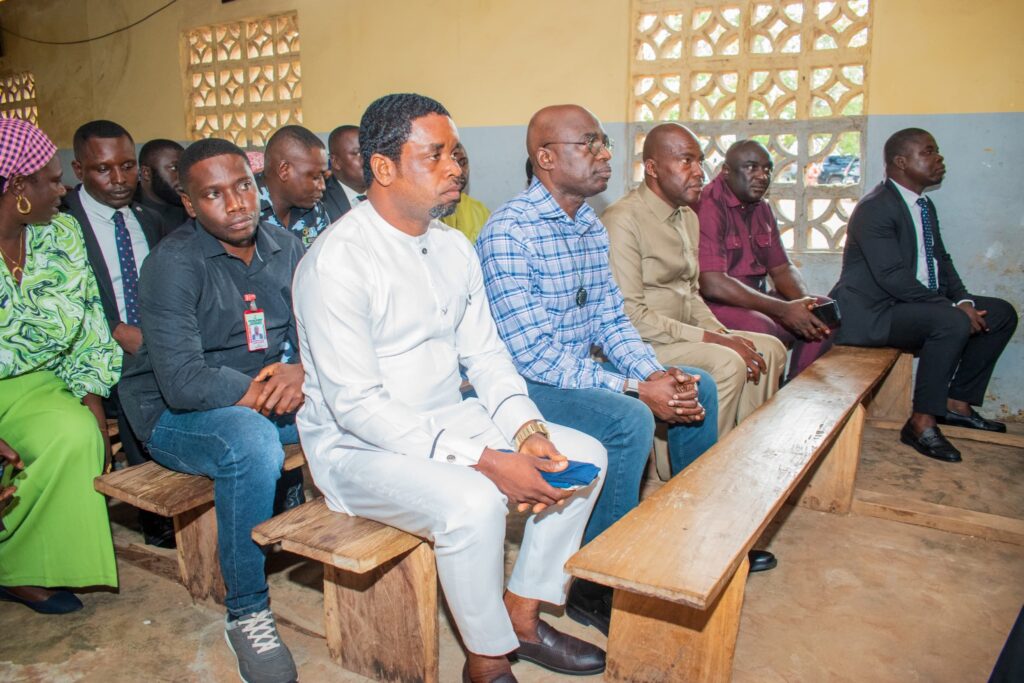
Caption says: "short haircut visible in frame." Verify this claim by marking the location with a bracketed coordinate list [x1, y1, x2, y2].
[884, 128, 931, 165]
[73, 120, 133, 159]
[328, 124, 359, 150]
[358, 93, 450, 186]
[265, 124, 325, 158]
[178, 137, 249, 191]
[139, 138, 184, 168]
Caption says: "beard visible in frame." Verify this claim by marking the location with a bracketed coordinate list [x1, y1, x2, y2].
[152, 171, 184, 206]
[428, 200, 459, 219]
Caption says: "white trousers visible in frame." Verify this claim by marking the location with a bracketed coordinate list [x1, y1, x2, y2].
[315, 422, 607, 655]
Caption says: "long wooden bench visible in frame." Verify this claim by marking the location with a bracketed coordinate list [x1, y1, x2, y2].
[565, 345, 904, 682]
[94, 443, 306, 603]
[252, 498, 438, 683]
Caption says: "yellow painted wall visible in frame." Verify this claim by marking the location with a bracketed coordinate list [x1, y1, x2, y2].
[0, 0, 629, 146]
[0, 0, 1019, 147]
[868, 0, 1024, 115]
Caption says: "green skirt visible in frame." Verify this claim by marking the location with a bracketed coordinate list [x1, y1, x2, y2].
[0, 371, 117, 588]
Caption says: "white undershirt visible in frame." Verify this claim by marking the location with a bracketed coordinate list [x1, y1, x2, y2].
[889, 179, 936, 287]
[336, 178, 365, 207]
[79, 186, 150, 322]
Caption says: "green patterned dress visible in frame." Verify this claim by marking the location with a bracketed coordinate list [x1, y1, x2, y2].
[0, 212, 122, 588]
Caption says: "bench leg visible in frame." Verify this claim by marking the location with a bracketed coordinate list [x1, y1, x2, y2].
[604, 556, 750, 682]
[172, 502, 226, 604]
[323, 543, 438, 683]
[794, 403, 865, 514]
[868, 352, 913, 421]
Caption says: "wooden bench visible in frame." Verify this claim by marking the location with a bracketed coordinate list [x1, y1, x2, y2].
[252, 498, 438, 683]
[94, 443, 306, 603]
[565, 345, 904, 682]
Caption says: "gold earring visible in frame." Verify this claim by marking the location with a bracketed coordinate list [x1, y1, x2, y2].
[16, 194, 31, 215]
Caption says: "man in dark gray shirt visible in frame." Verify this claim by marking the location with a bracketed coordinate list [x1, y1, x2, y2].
[120, 138, 303, 683]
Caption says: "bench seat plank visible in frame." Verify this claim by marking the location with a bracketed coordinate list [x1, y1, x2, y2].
[94, 443, 305, 517]
[566, 346, 900, 610]
[251, 497, 422, 573]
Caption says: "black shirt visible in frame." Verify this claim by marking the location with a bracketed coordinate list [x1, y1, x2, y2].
[120, 219, 305, 441]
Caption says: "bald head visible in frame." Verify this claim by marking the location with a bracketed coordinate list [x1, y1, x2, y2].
[642, 122, 705, 208]
[525, 105, 613, 214]
[721, 139, 773, 204]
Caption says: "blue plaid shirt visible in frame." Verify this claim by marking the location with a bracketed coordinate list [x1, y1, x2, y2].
[256, 172, 331, 249]
[477, 178, 663, 391]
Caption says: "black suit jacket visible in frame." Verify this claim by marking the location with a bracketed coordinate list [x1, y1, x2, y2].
[322, 176, 352, 224]
[62, 188, 167, 333]
[830, 179, 970, 346]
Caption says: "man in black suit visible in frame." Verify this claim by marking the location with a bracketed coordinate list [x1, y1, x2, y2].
[831, 128, 1017, 462]
[64, 120, 173, 545]
[136, 138, 187, 232]
[322, 124, 367, 222]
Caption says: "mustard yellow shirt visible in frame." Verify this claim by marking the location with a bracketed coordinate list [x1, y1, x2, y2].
[441, 193, 490, 243]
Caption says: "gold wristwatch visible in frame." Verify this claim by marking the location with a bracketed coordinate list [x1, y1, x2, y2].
[514, 420, 551, 450]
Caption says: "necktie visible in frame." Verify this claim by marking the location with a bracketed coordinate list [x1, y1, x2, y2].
[354, 194, 367, 204]
[916, 197, 938, 290]
[113, 210, 141, 325]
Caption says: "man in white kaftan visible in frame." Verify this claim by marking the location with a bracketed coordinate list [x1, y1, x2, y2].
[293, 94, 607, 682]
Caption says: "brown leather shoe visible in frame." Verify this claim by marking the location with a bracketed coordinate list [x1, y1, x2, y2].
[511, 620, 605, 676]
[462, 661, 518, 682]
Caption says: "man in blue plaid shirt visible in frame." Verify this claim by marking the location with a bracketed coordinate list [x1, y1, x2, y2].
[477, 104, 719, 637]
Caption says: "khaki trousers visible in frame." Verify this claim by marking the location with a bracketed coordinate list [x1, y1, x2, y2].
[652, 331, 787, 436]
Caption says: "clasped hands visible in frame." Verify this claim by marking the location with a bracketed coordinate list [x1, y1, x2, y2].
[639, 367, 705, 424]
[236, 362, 305, 416]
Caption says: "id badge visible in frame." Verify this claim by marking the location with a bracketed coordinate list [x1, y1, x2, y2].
[244, 308, 268, 351]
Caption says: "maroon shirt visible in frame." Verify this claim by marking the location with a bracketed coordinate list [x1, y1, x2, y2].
[697, 173, 790, 288]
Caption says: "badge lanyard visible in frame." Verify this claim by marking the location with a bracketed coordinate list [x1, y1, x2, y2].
[243, 293, 269, 352]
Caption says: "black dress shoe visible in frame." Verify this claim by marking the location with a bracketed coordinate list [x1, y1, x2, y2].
[140, 512, 176, 549]
[565, 579, 611, 636]
[936, 408, 1007, 433]
[512, 621, 606, 676]
[900, 421, 962, 462]
[748, 549, 777, 573]
[0, 587, 83, 614]
[462, 661, 518, 683]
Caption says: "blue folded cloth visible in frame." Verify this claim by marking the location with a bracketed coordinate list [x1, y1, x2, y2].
[541, 460, 602, 489]
[498, 450, 601, 489]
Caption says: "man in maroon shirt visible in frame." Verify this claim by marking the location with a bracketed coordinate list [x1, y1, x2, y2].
[697, 140, 833, 380]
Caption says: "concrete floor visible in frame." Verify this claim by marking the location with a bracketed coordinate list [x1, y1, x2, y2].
[2, 426, 1022, 682]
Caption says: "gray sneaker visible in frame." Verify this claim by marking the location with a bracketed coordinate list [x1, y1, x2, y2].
[224, 609, 298, 683]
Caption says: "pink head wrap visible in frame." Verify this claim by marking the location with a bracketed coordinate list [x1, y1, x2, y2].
[246, 150, 265, 174]
[0, 117, 57, 194]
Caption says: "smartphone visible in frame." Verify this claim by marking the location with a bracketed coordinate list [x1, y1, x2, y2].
[811, 300, 842, 329]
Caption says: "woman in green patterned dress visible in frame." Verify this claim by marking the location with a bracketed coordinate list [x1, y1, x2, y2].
[0, 118, 122, 613]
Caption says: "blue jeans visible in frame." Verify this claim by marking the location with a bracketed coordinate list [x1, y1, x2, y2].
[146, 406, 300, 618]
[525, 365, 718, 544]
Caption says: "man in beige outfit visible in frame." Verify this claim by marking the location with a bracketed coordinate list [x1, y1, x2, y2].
[603, 123, 786, 437]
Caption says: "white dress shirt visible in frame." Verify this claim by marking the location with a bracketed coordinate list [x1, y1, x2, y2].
[890, 179, 937, 288]
[294, 201, 543, 488]
[78, 186, 150, 322]
[336, 178, 365, 207]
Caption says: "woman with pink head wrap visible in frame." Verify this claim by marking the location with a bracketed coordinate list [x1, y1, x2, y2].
[0, 118, 120, 614]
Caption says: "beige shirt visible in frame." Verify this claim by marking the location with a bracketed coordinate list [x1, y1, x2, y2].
[603, 182, 724, 345]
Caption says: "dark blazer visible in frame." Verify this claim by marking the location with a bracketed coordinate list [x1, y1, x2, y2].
[830, 179, 970, 346]
[63, 188, 167, 333]
[322, 175, 352, 224]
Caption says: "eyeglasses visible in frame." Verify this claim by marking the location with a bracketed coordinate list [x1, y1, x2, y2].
[541, 134, 614, 158]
